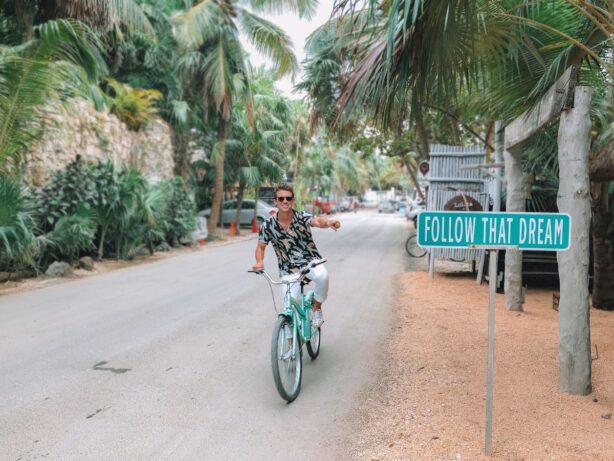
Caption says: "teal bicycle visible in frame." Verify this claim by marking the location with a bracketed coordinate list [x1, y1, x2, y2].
[250, 259, 325, 402]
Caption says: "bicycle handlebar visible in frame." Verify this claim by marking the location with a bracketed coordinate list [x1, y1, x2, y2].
[248, 259, 327, 285]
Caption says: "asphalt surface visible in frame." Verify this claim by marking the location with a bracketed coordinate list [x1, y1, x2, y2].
[0, 210, 409, 460]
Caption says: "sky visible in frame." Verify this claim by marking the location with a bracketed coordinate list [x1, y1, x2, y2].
[242, 0, 335, 99]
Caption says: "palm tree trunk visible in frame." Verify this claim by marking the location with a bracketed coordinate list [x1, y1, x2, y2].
[402, 157, 425, 201]
[171, 129, 190, 180]
[590, 140, 614, 181]
[234, 178, 245, 237]
[253, 185, 263, 225]
[15, 0, 36, 42]
[484, 120, 495, 160]
[591, 181, 614, 310]
[207, 116, 227, 235]
[449, 115, 462, 146]
[414, 104, 430, 159]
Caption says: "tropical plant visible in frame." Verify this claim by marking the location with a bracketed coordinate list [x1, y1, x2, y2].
[105, 78, 162, 130]
[42, 205, 97, 265]
[0, 178, 38, 272]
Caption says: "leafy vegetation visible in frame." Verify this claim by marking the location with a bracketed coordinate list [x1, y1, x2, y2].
[0, 178, 38, 272]
[105, 79, 162, 130]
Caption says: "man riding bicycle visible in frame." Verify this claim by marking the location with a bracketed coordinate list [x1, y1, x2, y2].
[252, 184, 340, 328]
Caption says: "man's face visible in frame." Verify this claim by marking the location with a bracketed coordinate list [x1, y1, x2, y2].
[275, 191, 294, 210]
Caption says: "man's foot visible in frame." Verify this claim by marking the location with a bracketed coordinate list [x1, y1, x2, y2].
[281, 348, 293, 361]
[281, 326, 293, 360]
[312, 309, 324, 328]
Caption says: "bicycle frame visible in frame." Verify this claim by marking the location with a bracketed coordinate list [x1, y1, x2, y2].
[250, 259, 325, 354]
[282, 287, 315, 348]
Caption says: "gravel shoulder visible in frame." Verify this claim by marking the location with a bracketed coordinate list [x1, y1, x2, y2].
[343, 269, 614, 460]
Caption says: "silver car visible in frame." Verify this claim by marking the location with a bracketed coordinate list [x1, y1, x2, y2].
[199, 199, 276, 226]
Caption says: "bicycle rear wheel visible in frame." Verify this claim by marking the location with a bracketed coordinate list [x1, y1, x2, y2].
[271, 315, 302, 402]
[405, 235, 427, 258]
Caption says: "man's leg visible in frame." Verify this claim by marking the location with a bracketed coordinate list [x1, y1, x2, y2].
[309, 264, 329, 326]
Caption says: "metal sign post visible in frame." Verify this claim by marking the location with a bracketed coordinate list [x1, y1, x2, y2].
[484, 122, 502, 456]
[485, 246, 498, 455]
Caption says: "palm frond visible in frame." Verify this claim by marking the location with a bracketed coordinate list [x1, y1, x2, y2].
[248, 0, 318, 20]
[238, 8, 298, 78]
[171, 0, 225, 50]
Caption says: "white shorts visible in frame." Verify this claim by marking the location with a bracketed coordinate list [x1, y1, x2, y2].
[281, 264, 329, 305]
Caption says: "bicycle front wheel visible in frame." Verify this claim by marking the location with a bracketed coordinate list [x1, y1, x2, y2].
[306, 323, 321, 360]
[271, 315, 302, 402]
[405, 235, 427, 258]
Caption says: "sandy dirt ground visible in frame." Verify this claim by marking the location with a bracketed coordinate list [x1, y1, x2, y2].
[343, 265, 614, 461]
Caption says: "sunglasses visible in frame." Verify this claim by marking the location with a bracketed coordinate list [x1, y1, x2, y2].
[276, 196, 294, 202]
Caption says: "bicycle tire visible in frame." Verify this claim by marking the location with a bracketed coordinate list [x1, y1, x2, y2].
[306, 324, 321, 359]
[405, 235, 427, 258]
[271, 315, 302, 402]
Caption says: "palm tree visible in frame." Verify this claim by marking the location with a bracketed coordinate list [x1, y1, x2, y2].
[224, 67, 292, 234]
[172, 0, 315, 235]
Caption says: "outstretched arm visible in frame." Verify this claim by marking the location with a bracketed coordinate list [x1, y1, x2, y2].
[311, 216, 341, 231]
[253, 242, 266, 271]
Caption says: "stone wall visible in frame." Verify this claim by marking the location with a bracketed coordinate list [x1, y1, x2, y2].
[25, 98, 174, 186]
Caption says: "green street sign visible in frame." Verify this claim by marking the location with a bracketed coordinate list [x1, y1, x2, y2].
[417, 211, 571, 251]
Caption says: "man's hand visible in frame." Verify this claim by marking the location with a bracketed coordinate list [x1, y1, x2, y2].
[329, 219, 341, 231]
[252, 261, 264, 272]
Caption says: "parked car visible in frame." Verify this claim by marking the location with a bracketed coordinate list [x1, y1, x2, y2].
[199, 199, 276, 226]
[377, 200, 396, 213]
[339, 196, 360, 212]
[313, 198, 333, 214]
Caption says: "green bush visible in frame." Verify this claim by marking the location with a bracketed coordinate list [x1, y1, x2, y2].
[35, 157, 117, 231]
[18, 159, 196, 268]
[41, 205, 97, 265]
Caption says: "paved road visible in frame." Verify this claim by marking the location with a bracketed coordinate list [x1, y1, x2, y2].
[0, 211, 409, 460]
